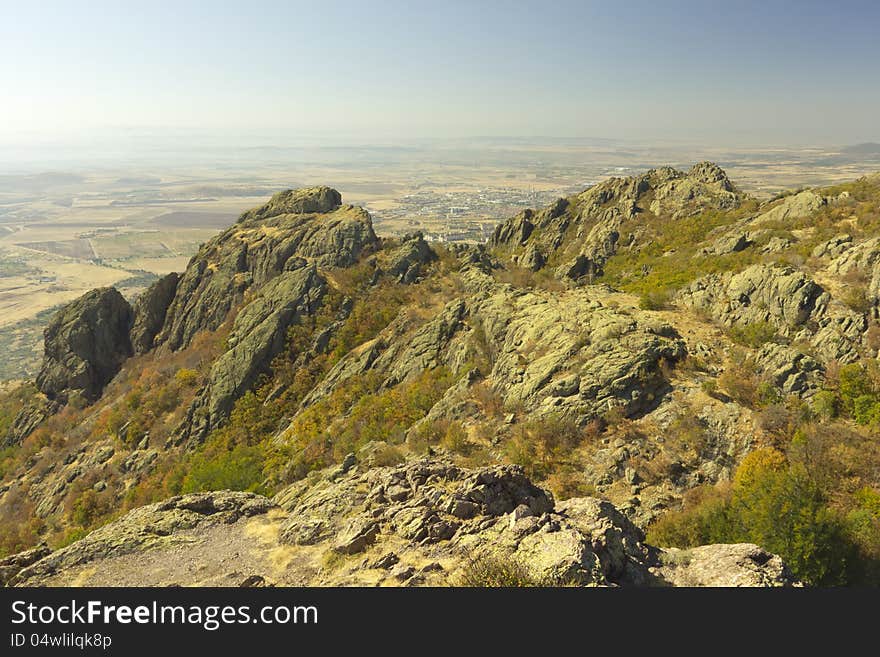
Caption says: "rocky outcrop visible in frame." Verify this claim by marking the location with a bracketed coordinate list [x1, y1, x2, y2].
[385, 232, 437, 283]
[237, 186, 341, 223]
[677, 264, 866, 363]
[2, 402, 52, 447]
[283, 280, 686, 451]
[0, 543, 51, 586]
[9, 459, 797, 587]
[176, 264, 327, 445]
[157, 190, 376, 351]
[130, 272, 180, 354]
[490, 163, 740, 283]
[754, 189, 827, 225]
[35, 288, 133, 404]
[476, 286, 686, 423]
[657, 543, 798, 587]
[825, 237, 880, 304]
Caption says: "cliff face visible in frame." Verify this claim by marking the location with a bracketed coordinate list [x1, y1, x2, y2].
[4, 167, 880, 587]
[35, 287, 134, 404]
[130, 272, 180, 355]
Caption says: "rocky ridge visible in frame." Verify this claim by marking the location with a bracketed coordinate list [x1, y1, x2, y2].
[490, 162, 741, 282]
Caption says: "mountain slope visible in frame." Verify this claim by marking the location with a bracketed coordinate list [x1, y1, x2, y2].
[2, 165, 879, 586]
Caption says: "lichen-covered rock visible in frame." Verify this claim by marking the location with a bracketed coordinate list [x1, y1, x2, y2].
[385, 232, 437, 283]
[285, 279, 686, 449]
[8, 459, 797, 587]
[677, 264, 865, 363]
[754, 189, 828, 225]
[176, 264, 327, 445]
[156, 190, 376, 351]
[2, 401, 53, 447]
[0, 543, 52, 585]
[491, 163, 740, 283]
[237, 186, 342, 223]
[657, 543, 798, 587]
[130, 272, 180, 354]
[710, 232, 751, 255]
[10, 492, 275, 586]
[36, 288, 133, 403]
[812, 234, 854, 259]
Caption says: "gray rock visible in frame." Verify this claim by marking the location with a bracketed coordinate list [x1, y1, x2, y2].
[371, 552, 400, 569]
[10, 492, 275, 586]
[677, 263, 865, 363]
[237, 186, 342, 223]
[386, 232, 437, 283]
[490, 163, 739, 284]
[0, 543, 52, 586]
[177, 265, 327, 445]
[333, 519, 380, 555]
[130, 272, 180, 354]
[658, 544, 799, 587]
[754, 189, 827, 225]
[36, 288, 133, 404]
[711, 232, 751, 255]
[157, 191, 377, 352]
[812, 234, 853, 259]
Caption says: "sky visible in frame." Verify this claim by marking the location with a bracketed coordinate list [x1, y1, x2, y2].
[1, 0, 879, 149]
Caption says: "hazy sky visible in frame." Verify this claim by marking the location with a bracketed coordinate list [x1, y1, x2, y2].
[1, 0, 879, 147]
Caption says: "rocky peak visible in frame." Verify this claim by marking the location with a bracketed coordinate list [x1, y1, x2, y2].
[35, 287, 133, 404]
[156, 198, 377, 352]
[236, 186, 342, 223]
[385, 232, 438, 283]
[688, 161, 735, 190]
[491, 162, 741, 284]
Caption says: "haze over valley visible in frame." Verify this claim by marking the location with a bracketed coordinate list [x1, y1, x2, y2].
[2, 137, 879, 380]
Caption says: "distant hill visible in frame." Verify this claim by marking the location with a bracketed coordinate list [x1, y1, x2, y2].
[842, 142, 880, 155]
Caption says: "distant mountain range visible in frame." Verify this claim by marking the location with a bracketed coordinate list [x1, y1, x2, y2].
[842, 142, 880, 155]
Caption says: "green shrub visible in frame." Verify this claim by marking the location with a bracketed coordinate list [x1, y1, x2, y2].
[648, 448, 868, 586]
[811, 390, 840, 419]
[727, 321, 777, 348]
[852, 395, 880, 425]
[440, 421, 471, 455]
[181, 444, 267, 494]
[504, 415, 582, 478]
[756, 381, 783, 407]
[647, 486, 730, 548]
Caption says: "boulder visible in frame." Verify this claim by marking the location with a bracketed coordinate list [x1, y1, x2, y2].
[657, 544, 798, 587]
[754, 189, 827, 225]
[386, 232, 437, 283]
